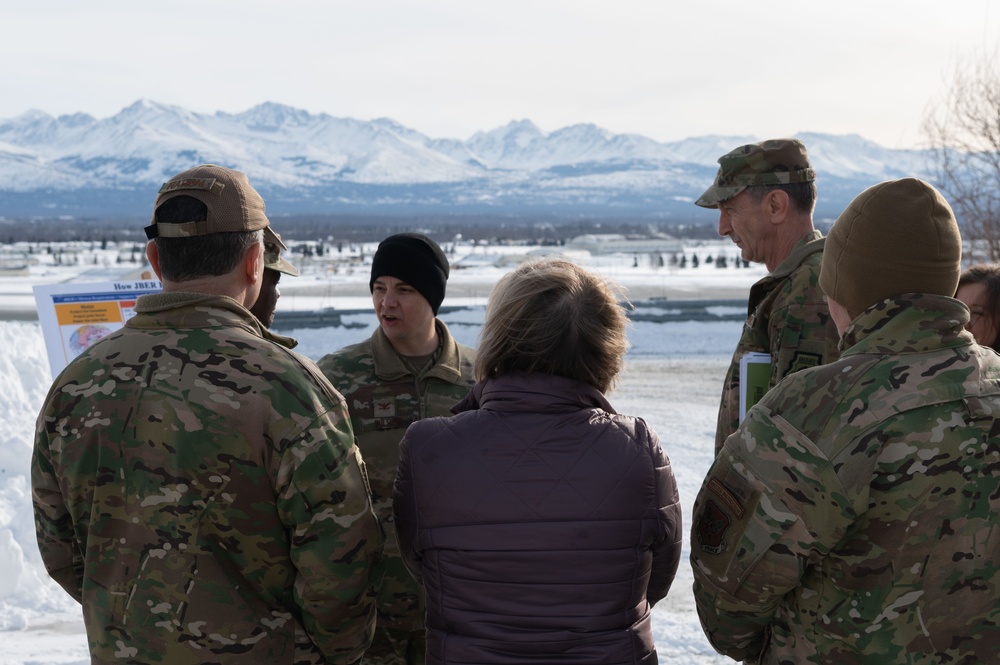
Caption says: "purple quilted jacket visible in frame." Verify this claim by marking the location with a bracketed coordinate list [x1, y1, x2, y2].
[392, 373, 683, 664]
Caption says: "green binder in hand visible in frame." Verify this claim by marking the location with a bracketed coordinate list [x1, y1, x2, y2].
[739, 352, 772, 422]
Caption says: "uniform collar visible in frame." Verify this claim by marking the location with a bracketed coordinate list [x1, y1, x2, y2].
[372, 319, 463, 382]
[839, 294, 973, 356]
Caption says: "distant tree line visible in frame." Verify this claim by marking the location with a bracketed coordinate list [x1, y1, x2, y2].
[0, 215, 721, 245]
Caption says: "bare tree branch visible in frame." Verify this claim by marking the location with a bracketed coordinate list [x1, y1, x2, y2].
[922, 49, 1000, 263]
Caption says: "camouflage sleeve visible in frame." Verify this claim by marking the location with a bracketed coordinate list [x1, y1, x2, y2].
[31, 426, 84, 604]
[767, 298, 840, 389]
[278, 397, 385, 664]
[391, 428, 422, 585]
[315, 353, 337, 379]
[690, 404, 854, 661]
[644, 422, 682, 607]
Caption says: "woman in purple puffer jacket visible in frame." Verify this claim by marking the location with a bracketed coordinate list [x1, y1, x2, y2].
[392, 258, 683, 665]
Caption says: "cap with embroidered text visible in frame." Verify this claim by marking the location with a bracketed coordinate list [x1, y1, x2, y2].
[145, 164, 273, 240]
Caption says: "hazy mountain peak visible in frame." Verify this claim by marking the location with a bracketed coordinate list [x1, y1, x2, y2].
[0, 100, 934, 219]
[12, 109, 54, 123]
[55, 112, 96, 127]
[230, 102, 314, 131]
[119, 99, 177, 117]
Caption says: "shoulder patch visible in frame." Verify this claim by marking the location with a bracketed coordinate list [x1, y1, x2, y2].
[788, 350, 822, 373]
[708, 477, 745, 519]
[697, 499, 732, 555]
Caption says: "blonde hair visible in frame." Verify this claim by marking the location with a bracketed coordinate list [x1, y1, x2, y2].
[475, 258, 629, 392]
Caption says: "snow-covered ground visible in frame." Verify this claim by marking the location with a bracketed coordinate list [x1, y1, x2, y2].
[0, 239, 761, 664]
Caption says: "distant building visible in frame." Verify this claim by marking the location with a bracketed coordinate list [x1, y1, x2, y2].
[565, 233, 683, 255]
[452, 248, 591, 269]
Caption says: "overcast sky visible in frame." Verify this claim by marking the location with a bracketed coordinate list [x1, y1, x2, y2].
[2, 1, 997, 149]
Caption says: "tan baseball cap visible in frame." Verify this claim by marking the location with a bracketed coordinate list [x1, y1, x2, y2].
[263, 229, 299, 276]
[146, 164, 272, 239]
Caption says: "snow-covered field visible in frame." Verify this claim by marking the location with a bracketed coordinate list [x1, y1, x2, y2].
[0, 239, 760, 664]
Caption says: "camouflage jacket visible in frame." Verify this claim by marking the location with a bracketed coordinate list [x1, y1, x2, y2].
[32, 292, 383, 665]
[715, 230, 841, 453]
[270, 329, 300, 349]
[692, 294, 1000, 664]
[316, 321, 475, 634]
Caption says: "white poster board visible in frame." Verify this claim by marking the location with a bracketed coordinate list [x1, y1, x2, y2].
[33, 279, 162, 379]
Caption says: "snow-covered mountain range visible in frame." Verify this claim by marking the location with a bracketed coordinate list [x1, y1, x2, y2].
[0, 100, 934, 219]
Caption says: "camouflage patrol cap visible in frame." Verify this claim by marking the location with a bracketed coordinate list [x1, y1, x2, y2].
[263, 229, 299, 276]
[146, 164, 271, 239]
[695, 138, 816, 208]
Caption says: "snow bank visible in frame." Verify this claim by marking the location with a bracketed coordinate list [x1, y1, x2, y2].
[0, 322, 81, 630]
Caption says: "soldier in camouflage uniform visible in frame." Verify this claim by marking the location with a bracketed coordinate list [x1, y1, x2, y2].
[691, 178, 1000, 663]
[696, 139, 841, 454]
[32, 164, 383, 664]
[317, 233, 476, 665]
[252, 230, 300, 349]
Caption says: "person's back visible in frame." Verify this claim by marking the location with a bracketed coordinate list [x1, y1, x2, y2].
[743, 296, 1000, 661]
[32, 165, 382, 664]
[396, 374, 677, 664]
[35, 296, 379, 662]
[394, 259, 682, 664]
[691, 178, 1000, 663]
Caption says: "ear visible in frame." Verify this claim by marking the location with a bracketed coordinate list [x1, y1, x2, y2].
[244, 240, 263, 286]
[766, 189, 791, 223]
[145, 241, 163, 279]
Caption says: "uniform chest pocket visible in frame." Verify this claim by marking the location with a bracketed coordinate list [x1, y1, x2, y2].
[348, 383, 422, 432]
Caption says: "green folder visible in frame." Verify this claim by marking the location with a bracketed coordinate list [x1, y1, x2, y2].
[739, 352, 772, 421]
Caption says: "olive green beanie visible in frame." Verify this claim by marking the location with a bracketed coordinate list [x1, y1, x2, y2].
[820, 178, 961, 317]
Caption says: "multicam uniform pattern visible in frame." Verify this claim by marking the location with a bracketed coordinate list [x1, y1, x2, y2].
[694, 139, 815, 208]
[32, 292, 383, 665]
[692, 295, 1000, 664]
[715, 230, 841, 453]
[317, 321, 475, 665]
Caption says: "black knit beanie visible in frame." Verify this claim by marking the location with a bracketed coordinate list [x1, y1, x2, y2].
[369, 233, 450, 314]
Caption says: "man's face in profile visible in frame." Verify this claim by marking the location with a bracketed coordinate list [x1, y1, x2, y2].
[251, 269, 281, 327]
